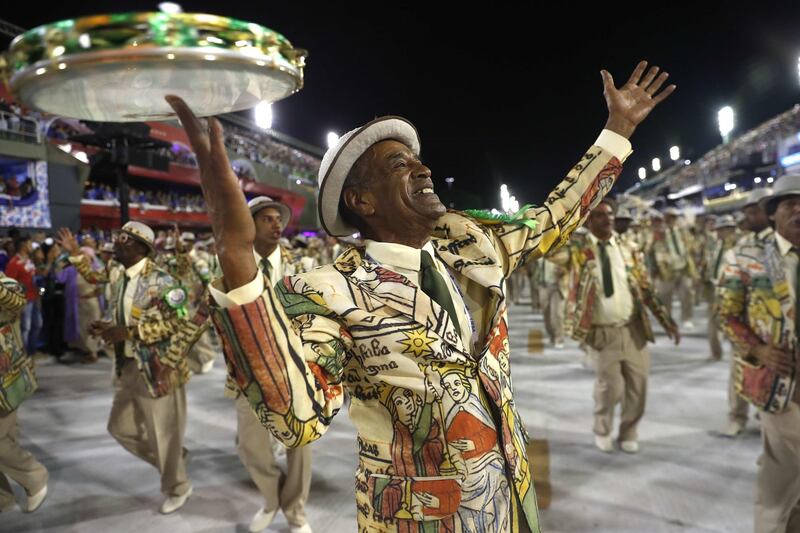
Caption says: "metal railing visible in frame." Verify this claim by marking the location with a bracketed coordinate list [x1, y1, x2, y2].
[0, 111, 41, 144]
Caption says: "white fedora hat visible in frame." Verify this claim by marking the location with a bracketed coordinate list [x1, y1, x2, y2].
[714, 214, 737, 230]
[247, 196, 292, 230]
[761, 175, 800, 214]
[615, 206, 633, 220]
[744, 187, 772, 208]
[317, 116, 420, 237]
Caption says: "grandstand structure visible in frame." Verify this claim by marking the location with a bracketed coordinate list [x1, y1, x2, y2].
[0, 77, 323, 233]
[626, 104, 800, 214]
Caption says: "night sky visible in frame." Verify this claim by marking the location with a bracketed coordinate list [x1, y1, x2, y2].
[5, 2, 800, 209]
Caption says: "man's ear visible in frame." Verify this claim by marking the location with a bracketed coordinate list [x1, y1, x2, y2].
[342, 187, 376, 218]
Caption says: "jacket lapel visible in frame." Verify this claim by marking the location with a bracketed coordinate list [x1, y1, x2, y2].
[431, 216, 505, 351]
[340, 247, 468, 354]
[763, 238, 795, 344]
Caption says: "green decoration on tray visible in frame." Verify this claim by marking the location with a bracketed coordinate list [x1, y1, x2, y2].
[463, 204, 538, 230]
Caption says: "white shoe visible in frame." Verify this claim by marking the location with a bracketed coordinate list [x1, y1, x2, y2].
[554, 342, 564, 350]
[620, 440, 639, 454]
[200, 360, 214, 374]
[290, 524, 313, 533]
[24, 484, 47, 513]
[159, 487, 192, 514]
[249, 507, 278, 532]
[719, 420, 745, 438]
[682, 321, 694, 331]
[594, 435, 614, 453]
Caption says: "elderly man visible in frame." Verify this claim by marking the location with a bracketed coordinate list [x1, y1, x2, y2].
[57, 223, 204, 515]
[565, 199, 678, 453]
[0, 273, 48, 513]
[221, 196, 314, 533]
[168, 60, 674, 533]
[717, 175, 800, 532]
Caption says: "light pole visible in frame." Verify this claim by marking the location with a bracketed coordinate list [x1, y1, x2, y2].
[445, 177, 455, 208]
[718, 106, 734, 144]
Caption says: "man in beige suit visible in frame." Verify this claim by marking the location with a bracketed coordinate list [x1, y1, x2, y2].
[228, 196, 313, 533]
[566, 200, 679, 453]
[57, 223, 201, 515]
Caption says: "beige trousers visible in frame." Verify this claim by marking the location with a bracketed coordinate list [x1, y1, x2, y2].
[755, 403, 800, 533]
[236, 394, 312, 526]
[0, 409, 49, 509]
[107, 362, 191, 497]
[657, 273, 693, 323]
[708, 298, 724, 360]
[587, 323, 650, 442]
[539, 286, 564, 344]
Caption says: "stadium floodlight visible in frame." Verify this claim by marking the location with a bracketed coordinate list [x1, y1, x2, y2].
[718, 106, 734, 143]
[158, 2, 183, 14]
[669, 146, 680, 161]
[254, 102, 272, 129]
[638, 167, 646, 180]
[327, 132, 340, 149]
[652, 158, 661, 172]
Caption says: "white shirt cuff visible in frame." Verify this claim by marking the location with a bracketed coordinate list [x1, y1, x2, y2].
[595, 129, 633, 163]
[209, 272, 265, 309]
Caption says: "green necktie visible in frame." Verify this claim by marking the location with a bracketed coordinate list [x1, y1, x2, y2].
[261, 258, 273, 281]
[419, 251, 462, 338]
[114, 274, 129, 361]
[598, 241, 614, 298]
[712, 245, 724, 281]
[670, 228, 682, 256]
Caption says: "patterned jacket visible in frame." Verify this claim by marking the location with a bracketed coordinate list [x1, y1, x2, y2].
[222, 245, 310, 399]
[564, 234, 677, 345]
[71, 255, 207, 397]
[650, 226, 698, 281]
[211, 144, 623, 533]
[717, 233, 798, 413]
[535, 248, 570, 298]
[0, 274, 37, 415]
[161, 252, 212, 312]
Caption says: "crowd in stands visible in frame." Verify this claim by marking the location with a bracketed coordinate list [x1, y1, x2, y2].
[82, 182, 207, 212]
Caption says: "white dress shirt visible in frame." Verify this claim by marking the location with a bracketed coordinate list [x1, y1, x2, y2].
[364, 240, 473, 349]
[587, 233, 634, 326]
[120, 257, 148, 357]
[209, 247, 282, 307]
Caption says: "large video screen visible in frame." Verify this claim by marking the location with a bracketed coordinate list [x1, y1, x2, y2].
[0, 157, 50, 228]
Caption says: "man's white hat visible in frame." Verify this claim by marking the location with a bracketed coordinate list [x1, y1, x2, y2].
[247, 196, 292, 231]
[317, 116, 420, 237]
[121, 221, 155, 253]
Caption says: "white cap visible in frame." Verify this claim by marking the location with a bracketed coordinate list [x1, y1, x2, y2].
[121, 221, 155, 253]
